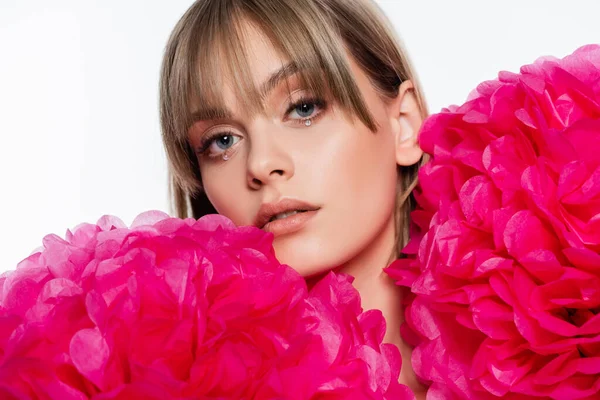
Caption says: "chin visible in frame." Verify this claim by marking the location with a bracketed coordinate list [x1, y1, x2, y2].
[271, 225, 360, 279]
[272, 242, 348, 279]
[276, 253, 332, 278]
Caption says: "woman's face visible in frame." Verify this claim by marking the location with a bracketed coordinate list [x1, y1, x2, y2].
[188, 24, 422, 277]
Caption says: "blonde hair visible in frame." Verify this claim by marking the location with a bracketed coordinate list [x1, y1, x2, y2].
[160, 0, 428, 256]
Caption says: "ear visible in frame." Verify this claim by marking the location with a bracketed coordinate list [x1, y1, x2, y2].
[387, 80, 424, 166]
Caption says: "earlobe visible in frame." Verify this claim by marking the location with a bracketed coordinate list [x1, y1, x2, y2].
[390, 80, 424, 166]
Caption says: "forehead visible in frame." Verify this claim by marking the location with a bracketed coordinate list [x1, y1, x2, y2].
[230, 23, 288, 88]
[184, 12, 375, 132]
[219, 24, 294, 112]
[190, 21, 297, 121]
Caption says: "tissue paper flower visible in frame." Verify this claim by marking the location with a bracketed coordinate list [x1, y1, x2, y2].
[387, 44, 600, 399]
[0, 211, 413, 399]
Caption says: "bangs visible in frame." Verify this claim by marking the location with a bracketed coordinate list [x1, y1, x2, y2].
[165, 0, 377, 148]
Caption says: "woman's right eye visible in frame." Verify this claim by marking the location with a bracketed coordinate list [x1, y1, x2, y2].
[213, 134, 235, 150]
[198, 132, 241, 157]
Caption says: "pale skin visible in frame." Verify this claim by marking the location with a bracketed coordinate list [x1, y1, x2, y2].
[188, 22, 426, 396]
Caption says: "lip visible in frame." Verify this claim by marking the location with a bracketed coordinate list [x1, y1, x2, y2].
[254, 198, 320, 236]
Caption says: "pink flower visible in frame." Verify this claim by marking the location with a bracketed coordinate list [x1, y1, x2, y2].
[1, 211, 412, 399]
[387, 44, 600, 400]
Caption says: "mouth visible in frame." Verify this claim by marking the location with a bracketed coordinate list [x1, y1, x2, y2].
[267, 209, 309, 223]
[255, 199, 320, 235]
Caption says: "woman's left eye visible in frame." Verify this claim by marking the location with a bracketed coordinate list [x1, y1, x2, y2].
[286, 98, 327, 123]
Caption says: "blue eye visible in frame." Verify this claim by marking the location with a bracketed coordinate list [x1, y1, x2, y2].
[286, 97, 327, 122]
[197, 132, 241, 158]
[294, 103, 315, 118]
[215, 135, 235, 149]
[209, 134, 240, 154]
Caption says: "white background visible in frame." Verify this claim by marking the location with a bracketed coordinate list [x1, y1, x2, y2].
[1, 0, 599, 273]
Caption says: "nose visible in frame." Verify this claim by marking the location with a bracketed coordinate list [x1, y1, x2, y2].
[246, 126, 294, 189]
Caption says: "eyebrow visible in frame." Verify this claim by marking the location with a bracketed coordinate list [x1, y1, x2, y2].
[260, 61, 299, 99]
[190, 61, 300, 122]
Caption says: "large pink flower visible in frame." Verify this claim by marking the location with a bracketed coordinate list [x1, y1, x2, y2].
[0, 212, 413, 399]
[387, 44, 600, 399]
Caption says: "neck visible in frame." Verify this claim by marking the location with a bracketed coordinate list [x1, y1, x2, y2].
[337, 216, 426, 398]
[337, 215, 400, 342]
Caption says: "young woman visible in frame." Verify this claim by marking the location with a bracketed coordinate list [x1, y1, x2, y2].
[160, 0, 428, 395]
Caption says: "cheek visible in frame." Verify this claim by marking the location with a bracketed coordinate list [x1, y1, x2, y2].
[315, 123, 398, 209]
[200, 163, 255, 225]
[272, 123, 398, 276]
[348, 134, 398, 220]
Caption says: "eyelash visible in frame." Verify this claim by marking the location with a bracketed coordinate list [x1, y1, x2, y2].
[196, 96, 328, 157]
